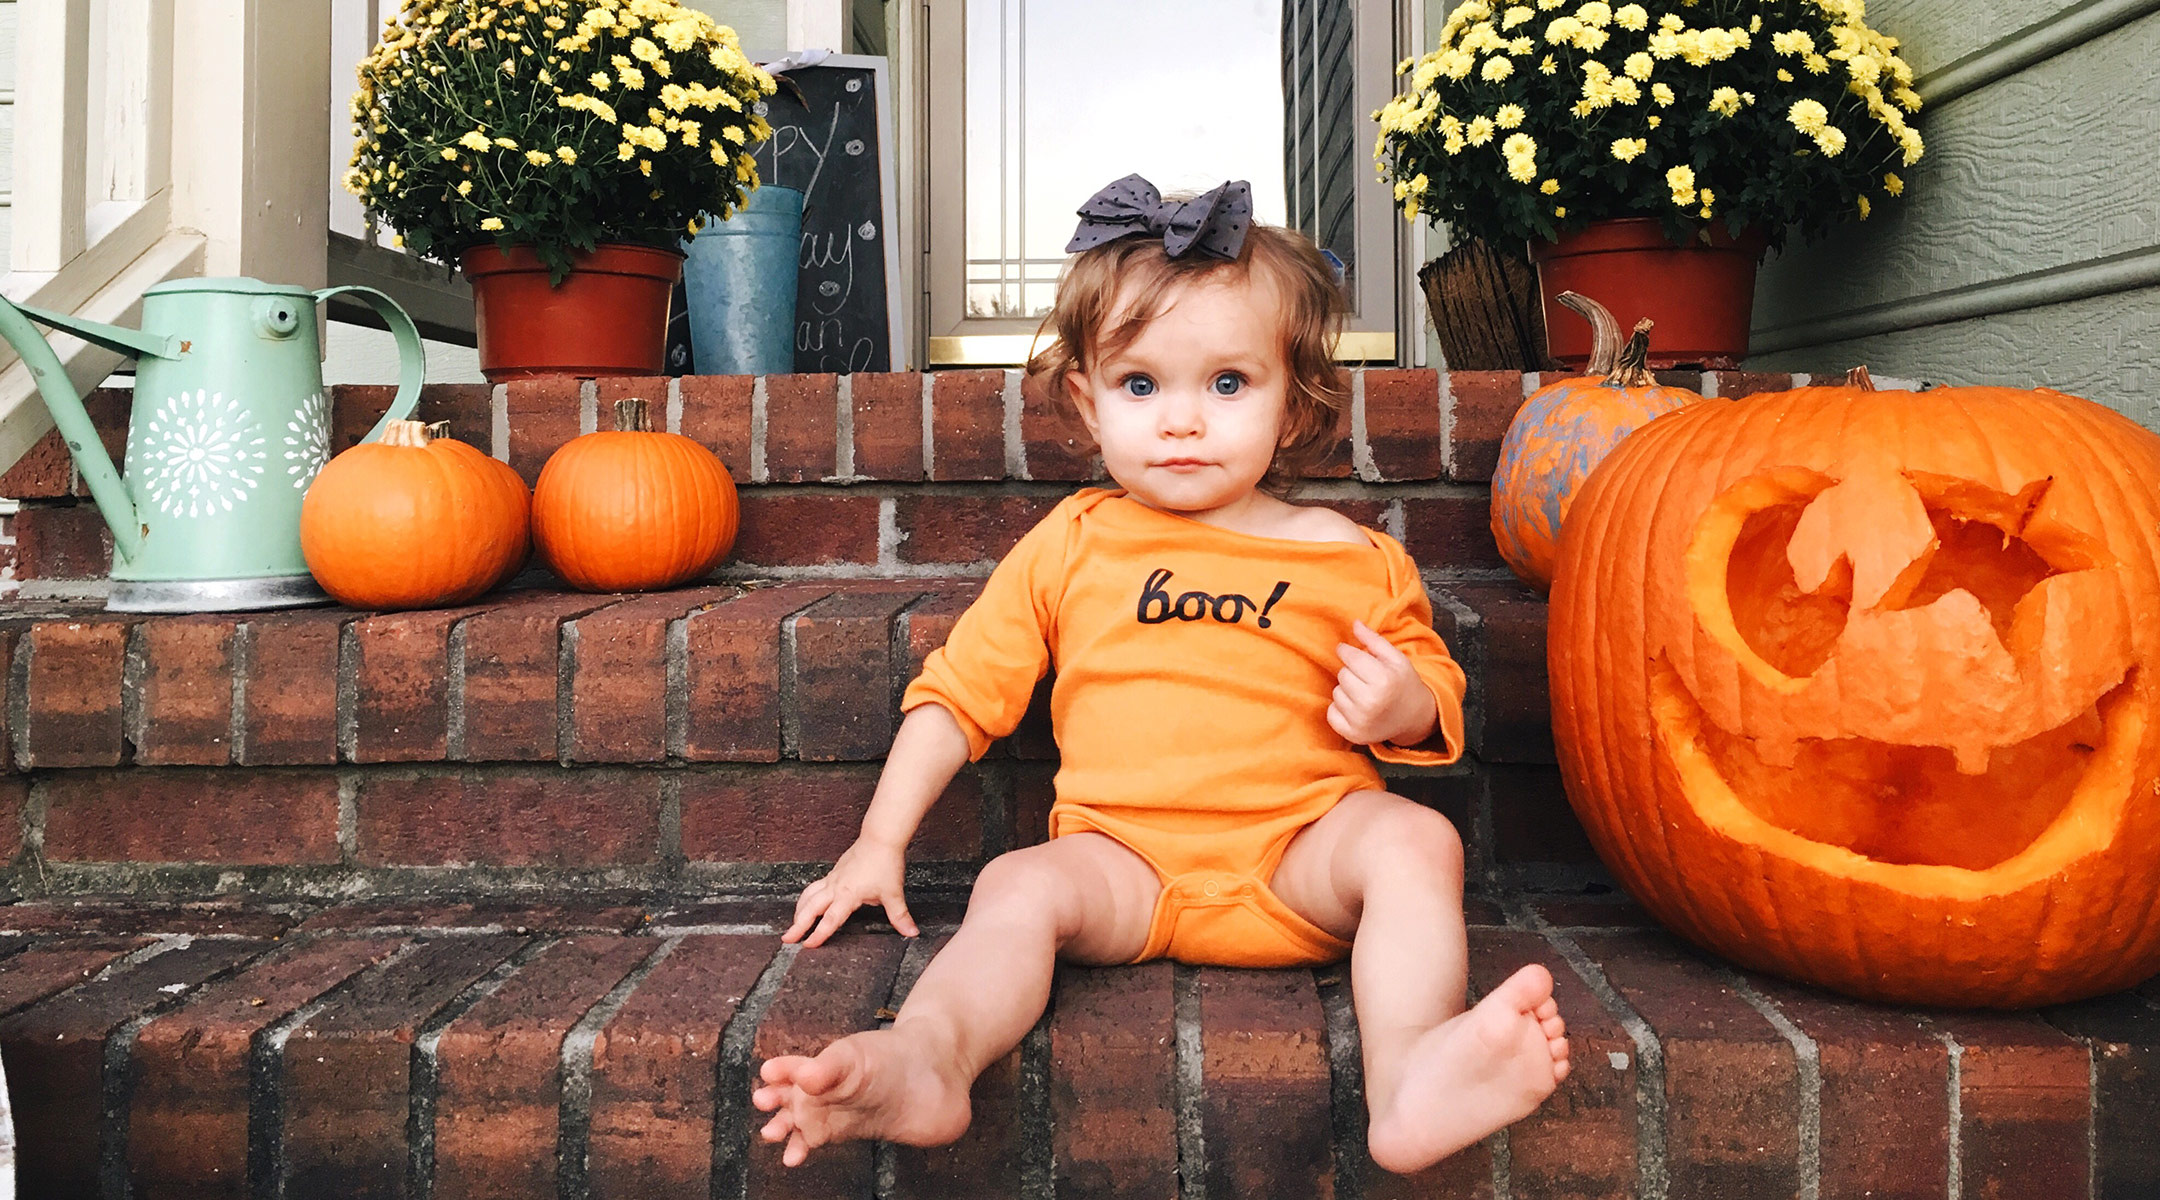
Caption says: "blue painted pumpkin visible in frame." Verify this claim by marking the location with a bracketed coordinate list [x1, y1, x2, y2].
[1490, 293, 1704, 592]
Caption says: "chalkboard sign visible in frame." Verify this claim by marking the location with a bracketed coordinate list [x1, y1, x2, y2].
[668, 54, 903, 375]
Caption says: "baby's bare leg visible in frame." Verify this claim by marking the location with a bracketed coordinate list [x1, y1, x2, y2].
[1271, 791, 1569, 1175]
[752, 832, 1159, 1167]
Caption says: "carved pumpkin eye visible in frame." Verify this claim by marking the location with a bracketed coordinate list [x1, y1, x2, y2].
[1548, 379, 2160, 1008]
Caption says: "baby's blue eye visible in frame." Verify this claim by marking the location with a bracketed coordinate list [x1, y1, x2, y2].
[1122, 374, 1156, 397]
[1212, 372, 1244, 396]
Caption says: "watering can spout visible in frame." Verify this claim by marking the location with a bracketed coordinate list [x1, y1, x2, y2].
[0, 299, 180, 562]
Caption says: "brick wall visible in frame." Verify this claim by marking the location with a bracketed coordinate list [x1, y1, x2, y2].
[0, 368, 1799, 585]
[0, 368, 1805, 896]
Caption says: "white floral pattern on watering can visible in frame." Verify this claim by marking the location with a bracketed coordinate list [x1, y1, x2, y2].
[0, 279, 426, 612]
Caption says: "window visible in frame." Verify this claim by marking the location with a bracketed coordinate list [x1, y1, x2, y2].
[924, 0, 1403, 365]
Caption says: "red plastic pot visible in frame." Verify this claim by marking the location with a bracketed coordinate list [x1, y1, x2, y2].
[462, 243, 683, 381]
[1528, 219, 1767, 370]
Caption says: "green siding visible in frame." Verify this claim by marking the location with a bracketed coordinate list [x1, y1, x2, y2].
[1749, 6, 2160, 428]
[1868, 0, 2082, 77]
[0, 0, 15, 277]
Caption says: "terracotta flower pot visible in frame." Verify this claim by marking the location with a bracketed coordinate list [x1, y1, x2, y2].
[1528, 219, 1768, 370]
[461, 243, 684, 382]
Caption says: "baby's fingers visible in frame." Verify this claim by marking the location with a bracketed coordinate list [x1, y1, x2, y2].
[1326, 693, 1366, 743]
[804, 890, 861, 947]
[883, 892, 919, 938]
[782, 881, 832, 943]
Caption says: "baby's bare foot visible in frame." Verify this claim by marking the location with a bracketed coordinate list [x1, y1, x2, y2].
[750, 1024, 976, 1167]
[1367, 963, 1571, 1175]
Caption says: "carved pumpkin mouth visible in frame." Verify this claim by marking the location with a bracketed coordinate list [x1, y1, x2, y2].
[1652, 465, 2150, 892]
[1652, 660, 2141, 876]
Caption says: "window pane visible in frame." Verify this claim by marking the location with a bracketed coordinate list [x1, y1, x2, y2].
[963, 0, 1291, 320]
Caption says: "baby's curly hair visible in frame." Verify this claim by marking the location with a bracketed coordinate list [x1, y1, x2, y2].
[1025, 223, 1349, 492]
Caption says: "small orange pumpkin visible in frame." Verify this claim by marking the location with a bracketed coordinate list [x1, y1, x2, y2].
[532, 397, 738, 592]
[1489, 291, 1702, 592]
[1550, 368, 2160, 1006]
[301, 420, 531, 609]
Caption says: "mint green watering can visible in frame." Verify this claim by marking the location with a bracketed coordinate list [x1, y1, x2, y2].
[0, 279, 426, 611]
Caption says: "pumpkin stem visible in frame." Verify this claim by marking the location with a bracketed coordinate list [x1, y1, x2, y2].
[1555, 291, 1623, 376]
[1603, 318, 1657, 388]
[379, 420, 431, 448]
[613, 397, 653, 432]
[1845, 365, 1876, 391]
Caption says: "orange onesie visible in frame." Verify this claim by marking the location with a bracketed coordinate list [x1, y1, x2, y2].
[902, 489, 1467, 968]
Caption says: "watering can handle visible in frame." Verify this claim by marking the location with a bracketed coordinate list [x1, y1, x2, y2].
[315, 286, 426, 442]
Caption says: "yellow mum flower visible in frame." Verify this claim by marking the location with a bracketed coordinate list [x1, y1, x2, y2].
[1804, 53, 1830, 74]
[1467, 115, 1496, 145]
[1539, 55, 1558, 74]
[1651, 82, 1674, 105]
[1540, 179, 1559, 194]
[661, 83, 690, 111]
[1771, 30, 1812, 55]
[1815, 125, 1847, 156]
[618, 142, 637, 161]
[1555, 206, 1567, 217]
[1483, 56, 1514, 81]
[631, 35, 661, 61]
[1787, 98, 1829, 135]
[1883, 172, 1904, 196]
[722, 124, 746, 144]
[441, 147, 459, 160]
[639, 159, 652, 175]
[458, 180, 474, 196]
[1575, 2, 1610, 27]
[557, 146, 577, 164]
[710, 140, 730, 165]
[1496, 103, 1525, 128]
[1610, 137, 1646, 161]
[1501, 5, 1533, 29]
[1502, 132, 1538, 182]
[1708, 86, 1741, 116]
[1666, 164, 1696, 205]
[1613, 3, 1647, 31]
[459, 130, 491, 150]
[525, 149, 551, 165]
[1857, 195, 1871, 219]
[480, 217, 505, 231]
[591, 71, 611, 88]
[494, 136, 518, 149]
[1624, 52, 1653, 80]
[619, 65, 645, 89]
[1509, 35, 1534, 54]
[1647, 115, 1661, 128]
[1544, 16, 1583, 44]
[1777, 68, 1793, 81]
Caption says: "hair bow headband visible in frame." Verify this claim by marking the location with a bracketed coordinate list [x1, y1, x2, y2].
[1065, 174, 1255, 261]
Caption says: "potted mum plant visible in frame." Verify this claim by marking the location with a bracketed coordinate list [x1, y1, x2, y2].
[343, 0, 776, 380]
[1376, 0, 1925, 368]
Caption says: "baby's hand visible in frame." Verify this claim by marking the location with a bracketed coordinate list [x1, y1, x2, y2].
[1328, 621, 1439, 748]
[783, 837, 919, 947]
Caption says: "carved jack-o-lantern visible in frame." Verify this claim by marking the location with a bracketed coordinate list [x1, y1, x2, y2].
[1549, 373, 2160, 1006]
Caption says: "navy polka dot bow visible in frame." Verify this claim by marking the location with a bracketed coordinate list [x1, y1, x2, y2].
[1065, 174, 1255, 260]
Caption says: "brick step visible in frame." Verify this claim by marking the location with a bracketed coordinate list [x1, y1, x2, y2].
[0, 576, 1577, 896]
[0, 892, 2147, 1200]
[1, 368, 1804, 585]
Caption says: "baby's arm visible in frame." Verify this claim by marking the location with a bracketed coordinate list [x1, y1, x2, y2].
[783, 702, 972, 948]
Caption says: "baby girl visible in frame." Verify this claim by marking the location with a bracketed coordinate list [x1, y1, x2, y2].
[753, 175, 1568, 1175]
